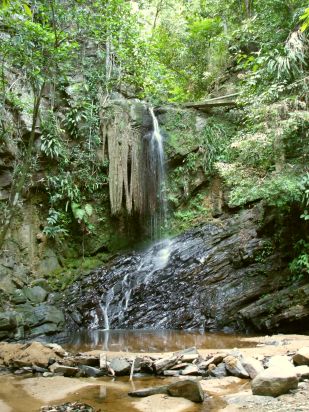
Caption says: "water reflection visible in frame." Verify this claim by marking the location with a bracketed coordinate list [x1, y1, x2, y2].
[64, 329, 255, 353]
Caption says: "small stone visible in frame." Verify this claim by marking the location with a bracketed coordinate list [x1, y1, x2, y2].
[43, 372, 54, 377]
[40, 402, 95, 411]
[208, 363, 216, 371]
[209, 362, 228, 378]
[32, 365, 48, 373]
[14, 368, 32, 375]
[293, 347, 309, 366]
[163, 370, 180, 376]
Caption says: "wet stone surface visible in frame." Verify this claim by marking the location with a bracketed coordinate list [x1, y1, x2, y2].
[63, 205, 309, 334]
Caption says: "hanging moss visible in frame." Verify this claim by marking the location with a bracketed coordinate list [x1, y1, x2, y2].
[101, 103, 143, 215]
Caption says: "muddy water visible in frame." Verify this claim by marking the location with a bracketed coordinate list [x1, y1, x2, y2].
[0, 374, 222, 412]
[63, 329, 256, 352]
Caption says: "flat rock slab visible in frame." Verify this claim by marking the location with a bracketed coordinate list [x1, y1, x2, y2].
[224, 390, 280, 408]
[132, 393, 196, 412]
[48, 363, 78, 377]
[251, 367, 298, 397]
[0, 400, 11, 412]
[129, 385, 169, 397]
[200, 377, 246, 397]
[20, 377, 98, 403]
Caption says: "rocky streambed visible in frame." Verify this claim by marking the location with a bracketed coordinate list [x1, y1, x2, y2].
[1, 334, 309, 411]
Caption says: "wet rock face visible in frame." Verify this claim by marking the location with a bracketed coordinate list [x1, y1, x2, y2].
[63, 205, 309, 333]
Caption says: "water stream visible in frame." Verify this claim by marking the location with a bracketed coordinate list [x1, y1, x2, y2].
[148, 106, 167, 239]
[99, 238, 173, 330]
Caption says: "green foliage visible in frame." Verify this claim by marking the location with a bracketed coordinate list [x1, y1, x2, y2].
[290, 240, 309, 279]
[43, 208, 69, 240]
[169, 192, 211, 234]
[41, 112, 67, 160]
[44, 254, 110, 291]
[300, 7, 309, 32]
[254, 240, 274, 263]
[300, 173, 309, 220]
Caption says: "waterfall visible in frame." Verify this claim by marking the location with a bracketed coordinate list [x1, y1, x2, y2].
[144, 107, 167, 239]
[99, 106, 170, 331]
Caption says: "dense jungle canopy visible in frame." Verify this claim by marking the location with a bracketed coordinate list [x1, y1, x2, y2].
[0, 0, 309, 282]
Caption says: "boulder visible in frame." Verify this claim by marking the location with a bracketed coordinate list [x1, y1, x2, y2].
[15, 303, 64, 332]
[23, 286, 48, 303]
[251, 367, 298, 397]
[293, 347, 309, 366]
[7, 342, 61, 368]
[241, 357, 264, 379]
[78, 365, 105, 377]
[224, 355, 249, 378]
[167, 380, 204, 403]
[109, 358, 131, 376]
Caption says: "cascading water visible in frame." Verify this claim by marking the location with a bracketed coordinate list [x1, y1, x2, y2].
[99, 107, 171, 330]
[144, 107, 168, 239]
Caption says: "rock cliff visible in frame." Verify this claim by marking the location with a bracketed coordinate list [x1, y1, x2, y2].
[64, 204, 309, 333]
